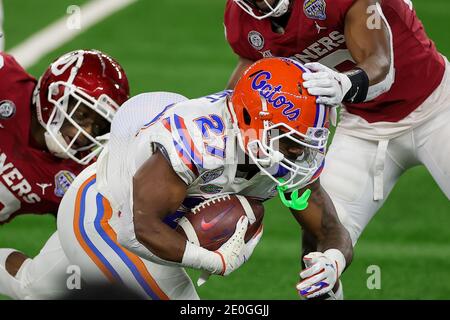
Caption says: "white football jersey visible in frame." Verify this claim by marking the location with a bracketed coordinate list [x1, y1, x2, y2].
[96, 91, 319, 227]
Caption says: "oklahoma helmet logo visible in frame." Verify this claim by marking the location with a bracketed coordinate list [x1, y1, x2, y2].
[304, 0, 327, 20]
[0, 100, 16, 119]
[251, 71, 301, 121]
[248, 31, 265, 50]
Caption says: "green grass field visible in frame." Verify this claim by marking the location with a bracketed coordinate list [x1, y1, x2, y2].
[1, 0, 450, 300]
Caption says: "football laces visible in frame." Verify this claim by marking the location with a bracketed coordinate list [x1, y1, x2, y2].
[191, 194, 232, 214]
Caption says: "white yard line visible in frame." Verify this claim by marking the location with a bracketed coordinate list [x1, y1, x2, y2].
[9, 0, 137, 68]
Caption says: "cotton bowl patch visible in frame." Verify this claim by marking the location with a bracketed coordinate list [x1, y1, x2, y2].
[54, 170, 76, 197]
[304, 0, 327, 20]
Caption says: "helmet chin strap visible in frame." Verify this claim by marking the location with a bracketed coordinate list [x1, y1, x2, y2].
[44, 131, 76, 159]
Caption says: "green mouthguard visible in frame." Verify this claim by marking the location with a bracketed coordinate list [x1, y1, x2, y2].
[277, 178, 311, 211]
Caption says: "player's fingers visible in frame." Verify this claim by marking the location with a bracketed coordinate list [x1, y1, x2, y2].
[252, 225, 263, 242]
[243, 225, 263, 258]
[305, 87, 336, 97]
[316, 96, 338, 106]
[300, 264, 325, 281]
[254, 224, 263, 237]
[224, 216, 247, 247]
[304, 62, 328, 73]
[245, 227, 263, 252]
[303, 252, 323, 259]
[302, 78, 334, 88]
[302, 71, 329, 81]
[301, 283, 331, 299]
[247, 230, 263, 247]
[298, 269, 326, 290]
[303, 252, 322, 267]
[299, 262, 322, 279]
[234, 216, 249, 237]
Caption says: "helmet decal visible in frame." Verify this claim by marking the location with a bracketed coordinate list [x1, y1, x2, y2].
[250, 70, 301, 121]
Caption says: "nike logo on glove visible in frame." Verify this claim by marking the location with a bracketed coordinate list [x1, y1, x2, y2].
[201, 206, 235, 231]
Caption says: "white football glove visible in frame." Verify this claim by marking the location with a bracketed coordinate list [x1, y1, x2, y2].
[303, 62, 352, 107]
[296, 249, 346, 299]
[197, 221, 263, 286]
[242, 225, 263, 261]
[214, 216, 251, 276]
[183, 216, 262, 286]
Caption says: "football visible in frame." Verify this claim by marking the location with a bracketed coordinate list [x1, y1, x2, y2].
[176, 194, 264, 251]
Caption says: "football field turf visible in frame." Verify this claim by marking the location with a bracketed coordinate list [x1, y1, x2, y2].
[1, 0, 449, 300]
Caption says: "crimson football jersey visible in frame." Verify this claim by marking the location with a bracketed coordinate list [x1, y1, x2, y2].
[225, 0, 446, 123]
[0, 53, 84, 224]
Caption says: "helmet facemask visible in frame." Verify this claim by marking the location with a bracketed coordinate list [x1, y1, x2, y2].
[33, 49, 129, 165]
[43, 81, 118, 165]
[234, 0, 290, 20]
[234, 114, 329, 190]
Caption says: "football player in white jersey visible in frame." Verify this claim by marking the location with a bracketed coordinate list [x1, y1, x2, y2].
[0, 58, 353, 300]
